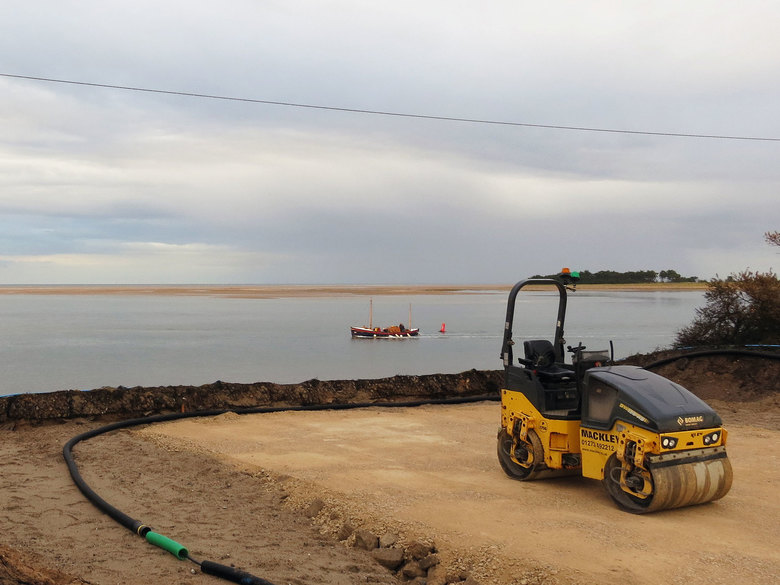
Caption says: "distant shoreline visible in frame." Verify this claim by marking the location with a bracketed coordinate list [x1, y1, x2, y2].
[0, 282, 707, 298]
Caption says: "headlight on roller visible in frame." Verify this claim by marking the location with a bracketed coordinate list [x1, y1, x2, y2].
[661, 436, 678, 449]
[703, 431, 720, 445]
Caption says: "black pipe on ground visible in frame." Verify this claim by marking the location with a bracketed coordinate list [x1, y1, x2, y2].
[63, 393, 500, 585]
[643, 348, 780, 370]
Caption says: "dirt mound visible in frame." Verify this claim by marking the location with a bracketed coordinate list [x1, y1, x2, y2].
[0, 369, 503, 425]
[0, 544, 89, 585]
[622, 349, 780, 402]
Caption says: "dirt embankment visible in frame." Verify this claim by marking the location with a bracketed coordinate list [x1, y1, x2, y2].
[3, 349, 776, 427]
[1, 352, 778, 585]
[0, 370, 503, 425]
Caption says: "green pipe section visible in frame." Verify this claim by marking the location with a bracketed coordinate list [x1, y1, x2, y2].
[144, 531, 188, 560]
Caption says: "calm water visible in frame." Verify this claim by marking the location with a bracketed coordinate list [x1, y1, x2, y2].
[0, 290, 704, 396]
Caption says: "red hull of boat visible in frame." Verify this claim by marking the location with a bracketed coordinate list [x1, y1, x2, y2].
[350, 326, 419, 338]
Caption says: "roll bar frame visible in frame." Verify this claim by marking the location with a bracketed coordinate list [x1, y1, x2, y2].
[501, 278, 569, 368]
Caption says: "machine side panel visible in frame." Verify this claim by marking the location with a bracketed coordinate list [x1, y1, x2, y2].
[501, 389, 582, 471]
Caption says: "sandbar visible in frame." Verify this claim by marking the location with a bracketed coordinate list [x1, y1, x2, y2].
[0, 282, 705, 298]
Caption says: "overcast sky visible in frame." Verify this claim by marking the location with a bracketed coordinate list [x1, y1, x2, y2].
[1, 1, 778, 284]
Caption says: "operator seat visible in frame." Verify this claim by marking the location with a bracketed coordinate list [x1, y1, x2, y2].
[523, 340, 574, 384]
[523, 339, 578, 413]
[523, 340, 556, 367]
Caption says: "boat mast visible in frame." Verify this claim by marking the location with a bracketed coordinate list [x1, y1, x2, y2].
[409, 303, 412, 329]
[369, 298, 373, 329]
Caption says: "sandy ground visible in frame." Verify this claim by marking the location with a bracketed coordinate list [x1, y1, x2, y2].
[2, 420, 398, 585]
[2, 396, 776, 585]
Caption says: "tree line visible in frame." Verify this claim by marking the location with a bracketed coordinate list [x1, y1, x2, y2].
[531, 269, 698, 284]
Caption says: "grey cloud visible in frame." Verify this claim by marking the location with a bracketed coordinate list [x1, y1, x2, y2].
[0, 2, 778, 283]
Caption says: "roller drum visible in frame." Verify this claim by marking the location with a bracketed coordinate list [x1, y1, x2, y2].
[646, 455, 733, 512]
[604, 449, 733, 513]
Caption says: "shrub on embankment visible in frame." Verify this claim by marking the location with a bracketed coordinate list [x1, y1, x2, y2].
[675, 270, 780, 347]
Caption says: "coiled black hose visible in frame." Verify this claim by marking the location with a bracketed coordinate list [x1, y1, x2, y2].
[63, 393, 499, 585]
[643, 348, 780, 370]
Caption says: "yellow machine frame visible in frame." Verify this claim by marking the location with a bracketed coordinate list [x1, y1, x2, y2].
[501, 388, 728, 482]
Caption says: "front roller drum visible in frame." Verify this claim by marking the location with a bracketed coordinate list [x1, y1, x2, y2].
[604, 449, 733, 513]
[647, 454, 733, 512]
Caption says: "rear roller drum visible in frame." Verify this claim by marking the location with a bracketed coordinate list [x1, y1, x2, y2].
[497, 428, 543, 481]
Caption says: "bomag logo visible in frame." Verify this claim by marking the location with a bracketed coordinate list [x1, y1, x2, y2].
[677, 415, 704, 426]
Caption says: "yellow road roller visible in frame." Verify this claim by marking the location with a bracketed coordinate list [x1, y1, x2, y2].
[497, 270, 733, 513]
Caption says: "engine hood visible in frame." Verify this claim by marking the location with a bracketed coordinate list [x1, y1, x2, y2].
[584, 365, 722, 433]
